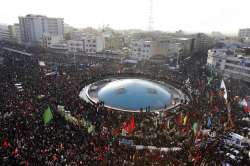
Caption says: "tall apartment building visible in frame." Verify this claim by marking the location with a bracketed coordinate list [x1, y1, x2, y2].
[19, 14, 64, 45]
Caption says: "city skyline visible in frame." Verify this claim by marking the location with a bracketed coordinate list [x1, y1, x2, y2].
[1, 0, 250, 34]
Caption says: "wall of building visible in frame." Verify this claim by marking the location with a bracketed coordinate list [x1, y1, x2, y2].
[130, 39, 156, 60]
[0, 25, 12, 42]
[19, 14, 64, 45]
[67, 40, 85, 52]
[207, 48, 250, 82]
[193, 33, 211, 53]
[239, 28, 250, 39]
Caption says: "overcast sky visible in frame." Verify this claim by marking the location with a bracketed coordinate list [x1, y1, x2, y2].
[0, 0, 249, 34]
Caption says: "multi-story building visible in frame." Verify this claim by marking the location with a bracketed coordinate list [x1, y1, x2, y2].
[48, 43, 68, 53]
[207, 48, 250, 82]
[130, 39, 157, 60]
[104, 33, 125, 51]
[67, 40, 85, 52]
[84, 34, 105, 54]
[70, 31, 85, 41]
[8, 24, 22, 44]
[67, 33, 105, 54]
[19, 14, 64, 45]
[0, 24, 12, 42]
[193, 33, 211, 53]
[155, 40, 182, 57]
[169, 37, 193, 56]
[42, 33, 63, 48]
[13, 24, 22, 44]
[239, 28, 250, 39]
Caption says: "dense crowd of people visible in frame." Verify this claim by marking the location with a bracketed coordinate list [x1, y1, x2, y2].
[0, 44, 250, 165]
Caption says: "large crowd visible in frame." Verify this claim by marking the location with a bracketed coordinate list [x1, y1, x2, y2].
[0, 44, 250, 165]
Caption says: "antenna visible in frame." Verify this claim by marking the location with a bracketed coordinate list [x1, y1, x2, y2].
[148, 0, 154, 31]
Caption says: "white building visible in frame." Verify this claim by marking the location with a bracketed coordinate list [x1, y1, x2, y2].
[207, 48, 250, 82]
[13, 24, 22, 44]
[67, 40, 85, 52]
[83, 34, 105, 54]
[7, 24, 22, 44]
[130, 39, 156, 60]
[19, 14, 64, 45]
[42, 33, 63, 48]
[68, 32, 105, 54]
[48, 43, 68, 53]
[0, 25, 11, 41]
[239, 28, 250, 39]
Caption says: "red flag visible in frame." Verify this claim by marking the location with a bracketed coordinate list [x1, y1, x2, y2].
[242, 99, 250, 113]
[177, 112, 182, 127]
[194, 151, 202, 164]
[131, 113, 135, 130]
[124, 113, 135, 134]
[2, 137, 10, 149]
[12, 148, 18, 157]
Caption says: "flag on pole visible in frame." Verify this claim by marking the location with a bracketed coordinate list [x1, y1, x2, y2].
[177, 112, 182, 127]
[207, 77, 213, 88]
[185, 77, 190, 85]
[43, 106, 53, 124]
[128, 113, 135, 133]
[192, 122, 198, 135]
[124, 113, 135, 134]
[1, 136, 10, 149]
[220, 80, 227, 100]
[207, 116, 212, 129]
[242, 98, 250, 113]
[167, 119, 173, 129]
[183, 114, 188, 126]
[131, 113, 135, 130]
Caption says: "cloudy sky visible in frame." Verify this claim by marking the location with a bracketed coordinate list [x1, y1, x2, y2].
[0, 0, 249, 34]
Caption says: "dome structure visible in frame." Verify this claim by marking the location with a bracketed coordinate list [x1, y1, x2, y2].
[80, 78, 186, 112]
[97, 79, 171, 110]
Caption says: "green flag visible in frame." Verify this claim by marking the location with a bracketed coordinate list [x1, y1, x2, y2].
[192, 122, 198, 135]
[207, 77, 213, 88]
[43, 106, 53, 124]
